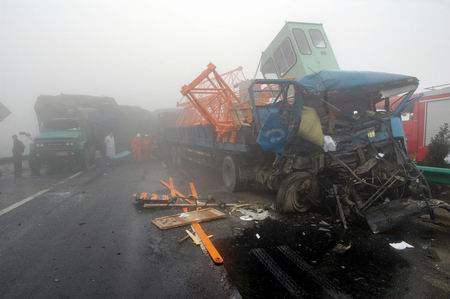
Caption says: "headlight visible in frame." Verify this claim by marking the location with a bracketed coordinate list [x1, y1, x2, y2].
[65, 142, 74, 147]
[35, 143, 44, 147]
[367, 129, 376, 138]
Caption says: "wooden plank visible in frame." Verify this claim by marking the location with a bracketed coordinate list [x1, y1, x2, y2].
[185, 230, 200, 245]
[151, 208, 225, 230]
[142, 203, 239, 209]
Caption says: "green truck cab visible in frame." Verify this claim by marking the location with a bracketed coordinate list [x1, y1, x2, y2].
[29, 118, 94, 174]
[29, 95, 115, 174]
[260, 21, 339, 80]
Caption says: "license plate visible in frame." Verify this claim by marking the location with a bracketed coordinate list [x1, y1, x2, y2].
[56, 151, 69, 156]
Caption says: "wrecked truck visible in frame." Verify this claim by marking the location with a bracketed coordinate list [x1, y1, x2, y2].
[249, 71, 434, 233]
[161, 68, 438, 233]
[29, 94, 153, 174]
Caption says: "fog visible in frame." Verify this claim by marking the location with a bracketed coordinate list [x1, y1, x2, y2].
[1, 0, 450, 157]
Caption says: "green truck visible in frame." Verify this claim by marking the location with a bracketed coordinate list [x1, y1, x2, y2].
[29, 94, 118, 174]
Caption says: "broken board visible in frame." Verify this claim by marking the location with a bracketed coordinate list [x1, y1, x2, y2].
[152, 208, 225, 230]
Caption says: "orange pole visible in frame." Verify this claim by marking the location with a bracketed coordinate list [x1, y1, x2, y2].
[192, 223, 224, 265]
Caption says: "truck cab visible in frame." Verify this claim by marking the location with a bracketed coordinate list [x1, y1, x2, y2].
[29, 94, 115, 174]
[260, 22, 339, 80]
[30, 116, 94, 174]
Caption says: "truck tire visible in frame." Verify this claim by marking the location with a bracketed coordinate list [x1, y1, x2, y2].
[276, 172, 319, 213]
[171, 146, 183, 168]
[48, 161, 62, 174]
[80, 148, 90, 170]
[29, 157, 41, 176]
[222, 155, 245, 192]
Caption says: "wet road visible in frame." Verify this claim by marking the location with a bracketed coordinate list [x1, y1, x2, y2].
[0, 161, 233, 298]
[0, 160, 449, 298]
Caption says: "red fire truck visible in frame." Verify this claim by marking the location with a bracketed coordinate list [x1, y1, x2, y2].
[401, 85, 450, 161]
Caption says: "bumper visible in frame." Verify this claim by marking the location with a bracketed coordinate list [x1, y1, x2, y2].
[365, 198, 432, 234]
[32, 149, 81, 161]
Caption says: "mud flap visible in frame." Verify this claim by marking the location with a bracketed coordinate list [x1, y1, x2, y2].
[365, 198, 431, 234]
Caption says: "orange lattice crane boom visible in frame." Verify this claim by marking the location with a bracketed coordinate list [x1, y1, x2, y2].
[179, 63, 249, 142]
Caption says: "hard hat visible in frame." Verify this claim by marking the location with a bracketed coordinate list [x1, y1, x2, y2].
[137, 133, 141, 137]
[145, 134, 149, 137]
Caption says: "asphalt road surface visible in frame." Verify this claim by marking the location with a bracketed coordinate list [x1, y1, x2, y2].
[0, 159, 449, 298]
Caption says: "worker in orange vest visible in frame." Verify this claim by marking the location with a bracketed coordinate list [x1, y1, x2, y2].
[142, 134, 152, 161]
[131, 133, 142, 162]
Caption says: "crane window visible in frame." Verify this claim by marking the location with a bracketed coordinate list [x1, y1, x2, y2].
[261, 58, 279, 79]
[292, 28, 312, 55]
[273, 38, 297, 76]
[309, 29, 327, 48]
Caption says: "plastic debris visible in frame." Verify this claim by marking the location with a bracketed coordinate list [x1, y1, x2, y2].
[332, 242, 352, 254]
[389, 241, 414, 250]
[323, 135, 337, 152]
[237, 208, 269, 221]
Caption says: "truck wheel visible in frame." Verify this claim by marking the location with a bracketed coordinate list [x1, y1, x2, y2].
[30, 157, 41, 176]
[276, 172, 319, 213]
[171, 147, 179, 168]
[176, 147, 184, 168]
[80, 148, 90, 170]
[48, 161, 62, 174]
[222, 155, 245, 192]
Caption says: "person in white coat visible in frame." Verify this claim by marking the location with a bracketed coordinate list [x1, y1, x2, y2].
[104, 133, 116, 159]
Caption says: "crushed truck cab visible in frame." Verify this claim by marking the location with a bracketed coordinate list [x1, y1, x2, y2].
[249, 70, 431, 233]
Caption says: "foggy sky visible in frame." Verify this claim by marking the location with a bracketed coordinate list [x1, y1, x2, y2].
[1, 0, 450, 156]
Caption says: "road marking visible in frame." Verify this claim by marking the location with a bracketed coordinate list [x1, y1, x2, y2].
[56, 171, 83, 185]
[0, 188, 51, 217]
[66, 171, 83, 180]
[0, 171, 83, 217]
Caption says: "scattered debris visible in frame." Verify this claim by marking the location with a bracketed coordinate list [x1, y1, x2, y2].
[152, 208, 225, 230]
[177, 234, 190, 243]
[138, 178, 225, 265]
[143, 202, 241, 209]
[186, 229, 200, 245]
[256, 233, 261, 239]
[319, 220, 330, 226]
[237, 207, 269, 221]
[389, 241, 414, 250]
[332, 242, 352, 254]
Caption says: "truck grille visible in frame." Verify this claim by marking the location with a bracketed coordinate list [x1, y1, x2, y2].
[39, 140, 72, 150]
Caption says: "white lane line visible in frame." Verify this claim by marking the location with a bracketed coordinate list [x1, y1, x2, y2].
[0, 171, 84, 217]
[0, 188, 51, 217]
[56, 171, 83, 185]
[66, 171, 83, 180]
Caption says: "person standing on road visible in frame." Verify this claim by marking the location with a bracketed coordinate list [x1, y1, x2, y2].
[104, 133, 116, 160]
[142, 134, 152, 161]
[131, 133, 142, 162]
[12, 134, 25, 178]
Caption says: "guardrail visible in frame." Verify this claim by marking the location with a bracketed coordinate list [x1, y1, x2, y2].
[416, 165, 450, 185]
